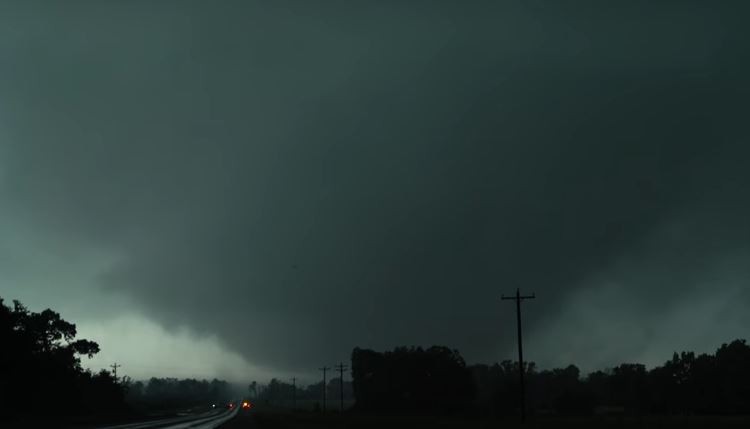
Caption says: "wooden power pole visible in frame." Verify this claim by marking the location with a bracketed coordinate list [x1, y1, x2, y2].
[336, 362, 348, 412]
[110, 362, 121, 383]
[291, 377, 297, 410]
[501, 288, 535, 422]
[319, 366, 330, 412]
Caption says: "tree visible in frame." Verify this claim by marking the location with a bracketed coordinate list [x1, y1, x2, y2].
[351, 345, 474, 413]
[0, 297, 125, 420]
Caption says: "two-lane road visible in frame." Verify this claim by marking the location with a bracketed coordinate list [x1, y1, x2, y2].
[96, 406, 241, 429]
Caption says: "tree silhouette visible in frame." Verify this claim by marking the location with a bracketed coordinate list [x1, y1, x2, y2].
[350, 340, 750, 417]
[0, 297, 125, 422]
[351, 346, 474, 414]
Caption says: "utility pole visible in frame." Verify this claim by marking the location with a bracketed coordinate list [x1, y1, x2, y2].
[291, 377, 297, 410]
[319, 366, 330, 412]
[110, 363, 121, 383]
[501, 288, 535, 422]
[336, 362, 349, 412]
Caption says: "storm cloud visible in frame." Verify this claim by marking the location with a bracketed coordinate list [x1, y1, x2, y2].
[1, 1, 749, 377]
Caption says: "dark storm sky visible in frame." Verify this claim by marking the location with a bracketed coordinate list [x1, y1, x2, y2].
[1, 1, 749, 380]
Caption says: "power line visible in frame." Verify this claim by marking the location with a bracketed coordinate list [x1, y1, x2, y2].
[336, 362, 349, 412]
[319, 366, 331, 412]
[501, 288, 535, 422]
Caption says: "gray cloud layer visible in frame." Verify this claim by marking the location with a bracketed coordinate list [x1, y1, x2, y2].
[1, 1, 749, 373]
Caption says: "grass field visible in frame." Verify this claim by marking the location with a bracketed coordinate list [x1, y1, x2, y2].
[252, 410, 750, 429]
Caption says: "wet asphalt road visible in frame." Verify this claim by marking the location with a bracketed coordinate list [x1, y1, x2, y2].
[218, 411, 258, 429]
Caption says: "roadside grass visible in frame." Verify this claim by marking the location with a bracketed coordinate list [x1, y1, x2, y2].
[252, 411, 750, 429]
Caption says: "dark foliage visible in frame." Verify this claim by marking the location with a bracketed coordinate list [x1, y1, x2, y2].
[0, 297, 126, 421]
[249, 377, 354, 407]
[124, 377, 232, 411]
[7, 293, 750, 420]
[471, 340, 750, 416]
[349, 340, 750, 417]
[351, 346, 475, 414]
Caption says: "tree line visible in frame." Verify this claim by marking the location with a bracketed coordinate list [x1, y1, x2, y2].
[124, 377, 234, 412]
[5, 295, 750, 419]
[350, 341, 750, 416]
[248, 377, 354, 408]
